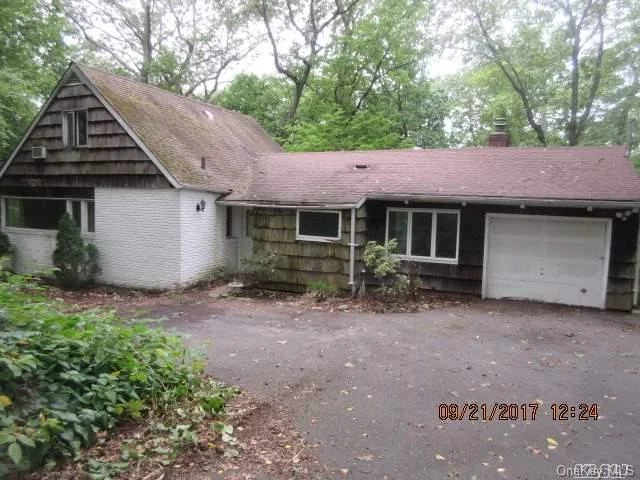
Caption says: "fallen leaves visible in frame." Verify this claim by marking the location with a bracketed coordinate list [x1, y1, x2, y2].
[546, 437, 558, 450]
[355, 454, 375, 462]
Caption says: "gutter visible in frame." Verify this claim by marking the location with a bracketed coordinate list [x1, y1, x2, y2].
[217, 195, 640, 211]
[362, 194, 640, 210]
[216, 200, 358, 209]
[635, 220, 640, 307]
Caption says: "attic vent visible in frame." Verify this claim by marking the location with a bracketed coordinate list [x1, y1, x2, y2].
[354, 164, 369, 170]
[32, 146, 47, 160]
[65, 72, 82, 85]
[203, 109, 214, 120]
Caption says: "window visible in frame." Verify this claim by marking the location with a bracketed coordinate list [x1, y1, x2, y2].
[226, 206, 233, 238]
[4, 197, 96, 233]
[296, 210, 341, 241]
[71, 200, 82, 228]
[5, 198, 67, 230]
[386, 208, 460, 263]
[87, 201, 95, 233]
[62, 110, 88, 147]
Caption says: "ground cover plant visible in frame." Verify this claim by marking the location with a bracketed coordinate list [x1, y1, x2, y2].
[0, 274, 236, 478]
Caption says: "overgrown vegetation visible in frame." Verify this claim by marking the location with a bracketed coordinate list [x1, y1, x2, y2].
[306, 280, 340, 301]
[363, 240, 422, 299]
[240, 250, 278, 285]
[0, 233, 14, 273]
[52, 213, 100, 288]
[0, 274, 236, 478]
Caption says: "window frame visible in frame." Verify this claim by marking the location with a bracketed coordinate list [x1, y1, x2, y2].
[62, 109, 89, 148]
[2, 196, 95, 236]
[385, 207, 461, 264]
[296, 209, 342, 242]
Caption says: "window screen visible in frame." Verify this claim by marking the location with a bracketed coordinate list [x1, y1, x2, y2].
[297, 211, 341, 239]
[387, 210, 408, 255]
[71, 200, 82, 228]
[62, 110, 88, 147]
[5, 198, 67, 230]
[87, 200, 95, 232]
[435, 212, 458, 259]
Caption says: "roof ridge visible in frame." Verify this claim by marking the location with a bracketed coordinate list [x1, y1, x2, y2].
[257, 144, 626, 158]
[74, 62, 259, 123]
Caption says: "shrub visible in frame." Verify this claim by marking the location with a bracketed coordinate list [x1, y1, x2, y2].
[307, 280, 339, 301]
[240, 250, 277, 284]
[362, 239, 400, 279]
[0, 274, 210, 476]
[52, 213, 100, 288]
[0, 233, 11, 257]
[0, 233, 14, 273]
[363, 240, 422, 299]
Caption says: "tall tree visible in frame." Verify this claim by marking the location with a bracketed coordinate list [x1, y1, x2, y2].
[0, 0, 69, 161]
[252, 0, 358, 121]
[64, 0, 255, 98]
[452, 0, 613, 146]
[213, 73, 291, 139]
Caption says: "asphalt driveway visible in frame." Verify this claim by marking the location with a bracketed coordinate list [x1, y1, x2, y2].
[166, 298, 640, 480]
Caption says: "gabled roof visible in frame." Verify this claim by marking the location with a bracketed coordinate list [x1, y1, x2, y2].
[0, 63, 282, 192]
[223, 146, 640, 207]
[75, 64, 282, 192]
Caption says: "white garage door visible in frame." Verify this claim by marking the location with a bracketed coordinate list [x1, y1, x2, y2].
[483, 214, 611, 308]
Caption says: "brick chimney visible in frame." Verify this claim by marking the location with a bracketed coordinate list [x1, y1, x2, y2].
[488, 118, 510, 147]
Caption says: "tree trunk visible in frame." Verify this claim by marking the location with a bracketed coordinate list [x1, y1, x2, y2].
[141, 1, 153, 83]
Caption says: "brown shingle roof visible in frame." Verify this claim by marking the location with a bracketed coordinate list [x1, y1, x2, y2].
[77, 64, 282, 192]
[224, 146, 640, 205]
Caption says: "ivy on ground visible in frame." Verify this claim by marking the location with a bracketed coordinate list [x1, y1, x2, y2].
[0, 274, 233, 477]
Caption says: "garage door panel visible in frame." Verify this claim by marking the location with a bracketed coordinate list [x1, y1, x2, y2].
[484, 215, 609, 308]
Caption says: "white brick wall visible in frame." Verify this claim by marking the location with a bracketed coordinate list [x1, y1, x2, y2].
[94, 188, 183, 289]
[4, 229, 57, 273]
[179, 190, 221, 283]
[2, 188, 234, 289]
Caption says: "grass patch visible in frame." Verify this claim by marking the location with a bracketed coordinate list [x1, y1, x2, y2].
[0, 274, 237, 478]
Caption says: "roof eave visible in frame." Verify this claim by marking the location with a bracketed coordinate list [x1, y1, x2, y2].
[364, 193, 640, 209]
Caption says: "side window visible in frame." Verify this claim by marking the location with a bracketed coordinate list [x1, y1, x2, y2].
[62, 110, 88, 147]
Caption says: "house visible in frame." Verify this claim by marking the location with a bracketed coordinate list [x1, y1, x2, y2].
[2, 63, 640, 310]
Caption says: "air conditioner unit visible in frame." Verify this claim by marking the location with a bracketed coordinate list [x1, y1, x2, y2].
[32, 146, 47, 160]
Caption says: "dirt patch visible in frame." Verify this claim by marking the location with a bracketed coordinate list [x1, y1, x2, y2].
[29, 393, 325, 480]
[46, 282, 472, 318]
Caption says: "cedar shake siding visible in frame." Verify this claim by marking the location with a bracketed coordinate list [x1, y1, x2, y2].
[365, 201, 638, 311]
[0, 79, 170, 190]
[250, 207, 366, 292]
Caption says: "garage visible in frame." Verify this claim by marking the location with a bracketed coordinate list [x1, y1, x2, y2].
[483, 214, 612, 308]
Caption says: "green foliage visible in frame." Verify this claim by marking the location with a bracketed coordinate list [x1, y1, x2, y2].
[240, 251, 278, 284]
[0, 233, 11, 257]
[0, 273, 212, 476]
[52, 213, 100, 288]
[0, 0, 69, 160]
[213, 74, 291, 140]
[306, 280, 340, 301]
[363, 239, 401, 280]
[363, 240, 422, 298]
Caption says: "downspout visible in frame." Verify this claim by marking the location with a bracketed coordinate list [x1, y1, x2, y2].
[349, 208, 356, 295]
[634, 215, 640, 307]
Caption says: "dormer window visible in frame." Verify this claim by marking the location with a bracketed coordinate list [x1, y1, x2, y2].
[62, 110, 88, 147]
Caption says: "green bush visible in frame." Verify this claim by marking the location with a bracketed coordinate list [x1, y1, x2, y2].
[52, 213, 100, 288]
[307, 280, 339, 301]
[0, 233, 11, 257]
[0, 274, 207, 476]
[240, 250, 277, 284]
[362, 239, 400, 279]
[363, 240, 422, 299]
